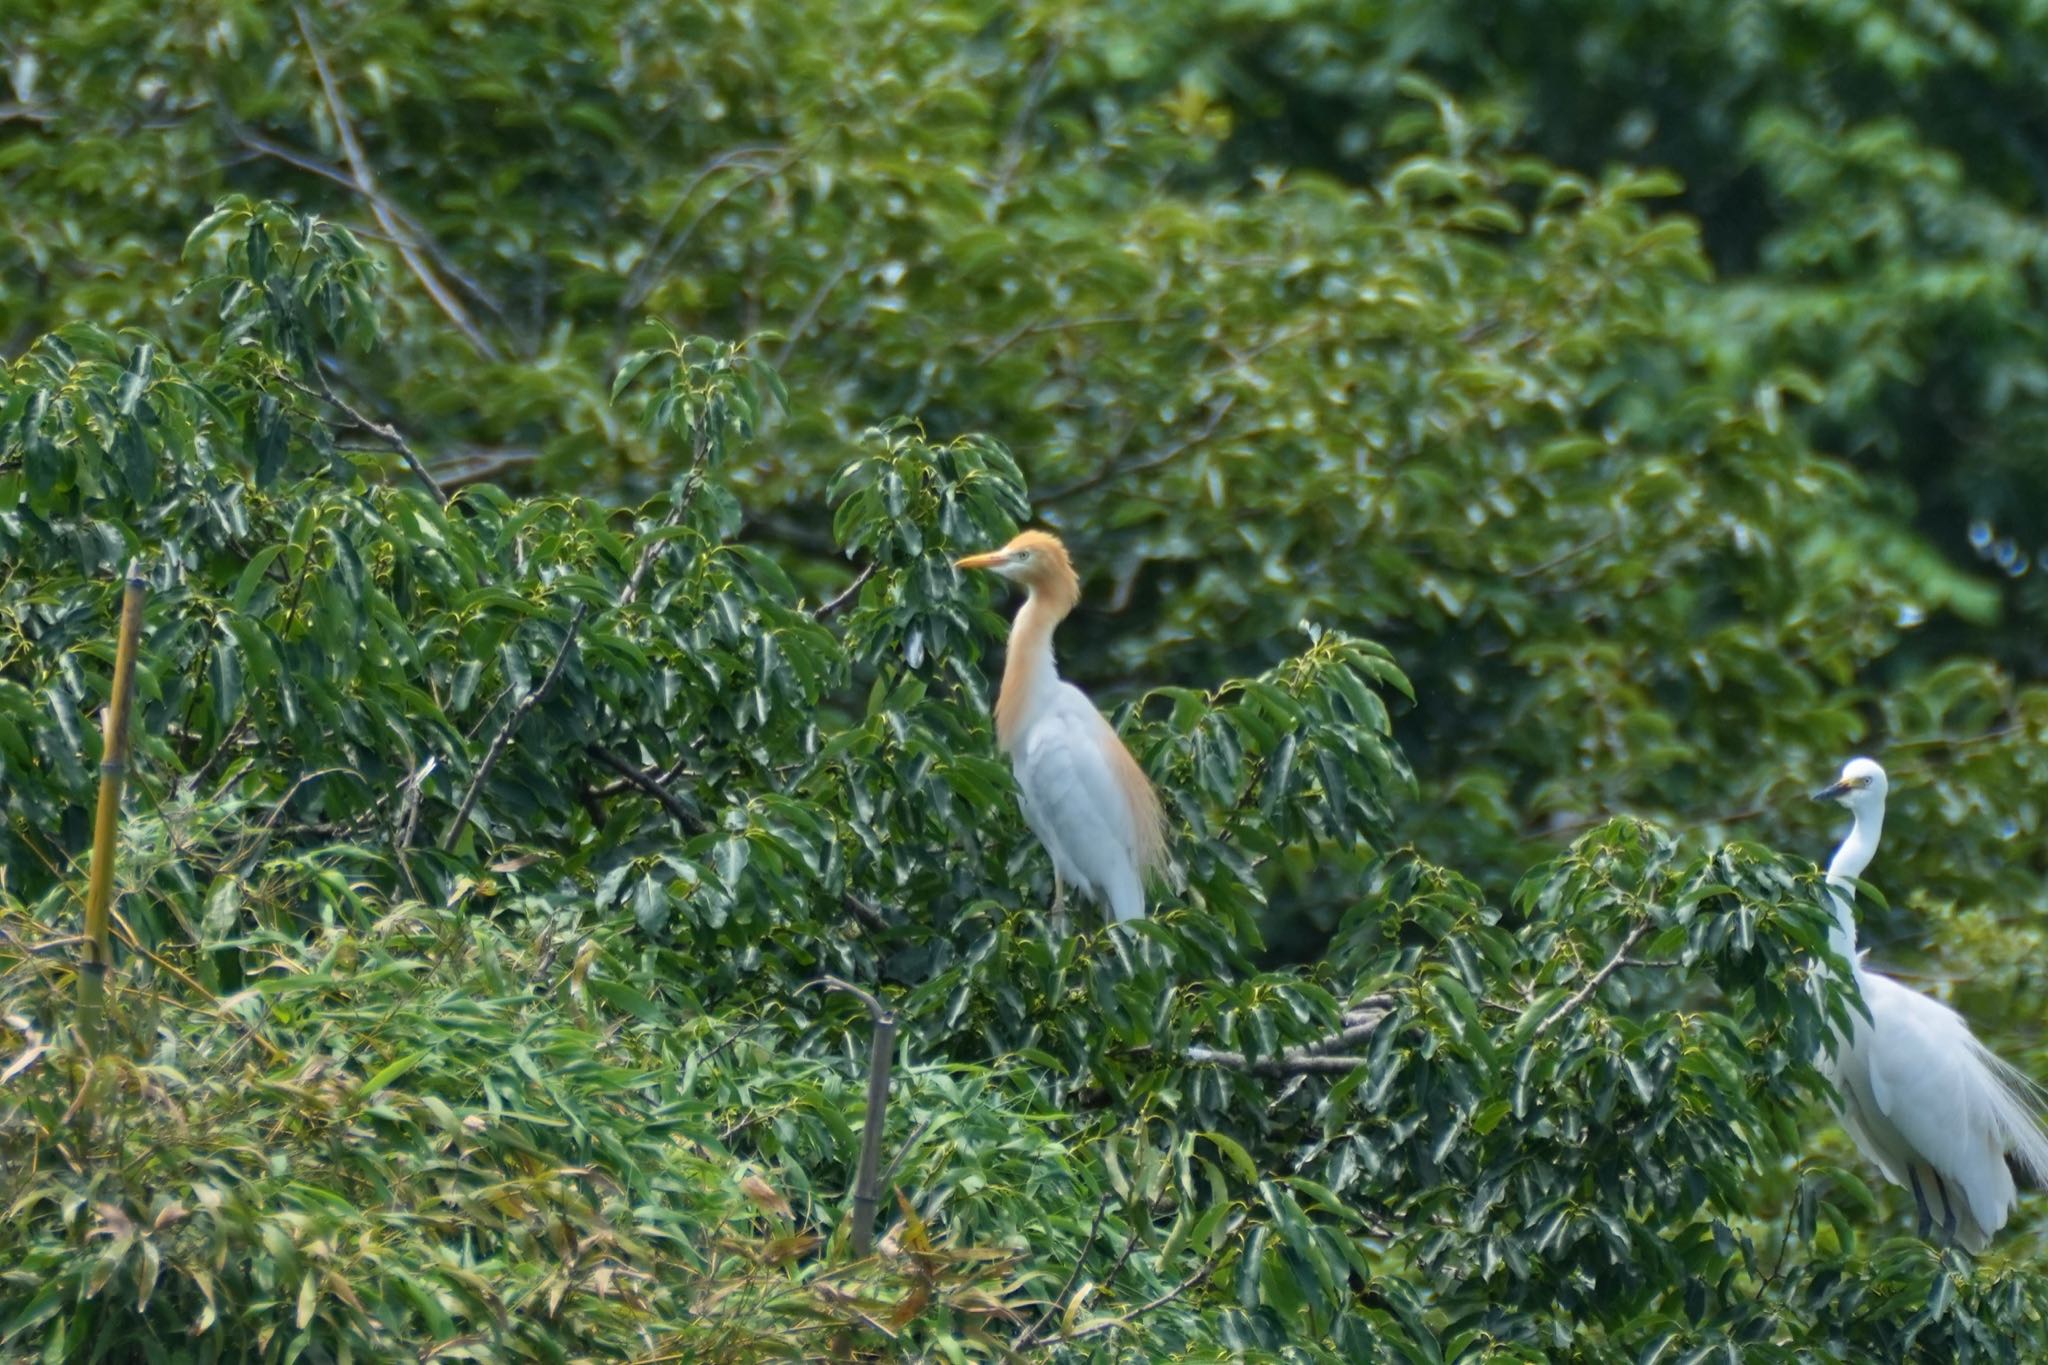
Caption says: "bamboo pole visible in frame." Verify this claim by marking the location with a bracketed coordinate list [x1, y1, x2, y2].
[815, 975, 898, 1257]
[850, 1003, 898, 1256]
[77, 559, 147, 1049]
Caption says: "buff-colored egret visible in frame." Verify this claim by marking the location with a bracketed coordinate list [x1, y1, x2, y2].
[1811, 757, 2048, 1249]
[955, 531, 1166, 923]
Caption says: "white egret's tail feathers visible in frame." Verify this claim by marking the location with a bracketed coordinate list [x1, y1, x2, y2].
[1970, 1036, 2048, 1184]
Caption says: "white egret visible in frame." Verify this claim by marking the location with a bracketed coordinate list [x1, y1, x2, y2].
[1811, 756, 2048, 1249]
[955, 531, 1166, 923]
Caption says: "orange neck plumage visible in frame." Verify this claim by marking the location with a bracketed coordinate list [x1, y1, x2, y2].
[993, 577, 1077, 751]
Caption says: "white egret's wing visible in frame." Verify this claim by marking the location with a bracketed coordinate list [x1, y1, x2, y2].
[1823, 1017, 1911, 1188]
[1863, 973, 2015, 1246]
[1013, 685, 1144, 917]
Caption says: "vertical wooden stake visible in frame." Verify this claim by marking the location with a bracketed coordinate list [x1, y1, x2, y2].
[78, 559, 147, 1049]
[817, 975, 897, 1257]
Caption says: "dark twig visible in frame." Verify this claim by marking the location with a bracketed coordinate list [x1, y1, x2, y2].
[227, 125, 507, 326]
[986, 35, 1064, 217]
[586, 743, 705, 834]
[815, 564, 876, 621]
[429, 446, 543, 489]
[773, 251, 860, 370]
[1015, 1198, 1112, 1351]
[1040, 395, 1236, 504]
[284, 373, 446, 505]
[181, 713, 250, 798]
[293, 4, 502, 361]
[841, 891, 891, 934]
[591, 750, 691, 798]
[440, 601, 588, 851]
[1531, 921, 1652, 1040]
[1511, 527, 1617, 580]
[877, 1115, 937, 1189]
[620, 145, 793, 315]
[1183, 1045, 1371, 1075]
[972, 311, 1143, 366]
[1887, 723, 2022, 753]
[1042, 1213, 1246, 1346]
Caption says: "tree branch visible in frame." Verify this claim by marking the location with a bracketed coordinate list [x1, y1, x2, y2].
[1014, 1198, 1110, 1351]
[226, 124, 508, 328]
[429, 445, 543, 489]
[620, 145, 794, 315]
[1039, 394, 1236, 504]
[285, 370, 446, 504]
[773, 251, 860, 371]
[815, 563, 875, 620]
[1182, 995, 1393, 1076]
[1531, 921, 1651, 1040]
[440, 601, 588, 851]
[810, 976, 897, 1258]
[985, 35, 1064, 217]
[293, 4, 502, 361]
[586, 743, 705, 833]
[840, 890, 891, 934]
[1042, 1213, 1245, 1346]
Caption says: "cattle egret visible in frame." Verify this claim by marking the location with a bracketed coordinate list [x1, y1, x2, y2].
[955, 531, 1166, 924]
[1810, 757, 2048, 1249]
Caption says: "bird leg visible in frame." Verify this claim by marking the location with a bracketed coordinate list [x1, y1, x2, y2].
[1933, 1169, 1959, 1247]
[1049, 871, 1069, 937]
[1909, 1167, 1935, 1242]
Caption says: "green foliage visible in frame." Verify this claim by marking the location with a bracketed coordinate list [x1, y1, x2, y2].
[4, 0, 2048, 1358]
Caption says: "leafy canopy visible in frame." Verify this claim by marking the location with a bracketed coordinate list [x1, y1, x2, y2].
[4, 1, 2048, 1361]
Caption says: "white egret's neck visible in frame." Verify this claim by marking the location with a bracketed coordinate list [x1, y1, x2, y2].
[1822, 803, 1883, 967]
[992, 590, 1065, 751]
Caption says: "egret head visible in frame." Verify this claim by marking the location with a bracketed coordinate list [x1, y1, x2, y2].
[1814, 756, 1888, 810]
[954, 530, 1080, 609]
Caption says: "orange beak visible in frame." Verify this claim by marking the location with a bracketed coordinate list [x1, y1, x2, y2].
[953, 550, 1006, 571]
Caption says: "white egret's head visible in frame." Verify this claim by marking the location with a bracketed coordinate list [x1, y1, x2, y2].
[1814, 756, 1888, 811]
[954, 530, 1081, 609]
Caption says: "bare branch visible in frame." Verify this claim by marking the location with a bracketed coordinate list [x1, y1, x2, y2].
[284, 373, 447, 504]
[621, 145, 794, 315]
[1183, 1046, 1373, 1075]
[1042, 1213, 1246, 1346]
[227, 125, 508, 327]
[815, 563, 876, 621]
[1015, 1198, 1112, 1351]
[586, 743, 705, 834]
[841, 891, 892, 934]
[293, 4, 502, 361]
[973, 311, 1141, 365]
[877, 1114, 937, 1189]
[1531, 920, 1652, 1040]
[440, 601, 588, 851]
[1183, 996, 1394, 1076]
[429, 445, 543, 489]
[1040, 395, 1237, 504]
[1511, 527, 1617, 580]
[773, 251, 860, 371]
[986, 36, 1064, 217]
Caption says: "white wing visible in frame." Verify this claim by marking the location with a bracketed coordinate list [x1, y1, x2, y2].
[1834, 970, 2048, 1249]
[1011, 683, 1147, 921]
